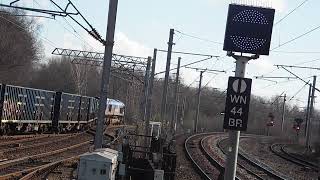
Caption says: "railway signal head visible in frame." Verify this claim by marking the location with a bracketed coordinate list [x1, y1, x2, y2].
[267, 121, 274, 127]
[223, 4, 275, 55]
[294, 118, 303, 125]
[267, 113, 275, 126]
[293, 124, 300, 131]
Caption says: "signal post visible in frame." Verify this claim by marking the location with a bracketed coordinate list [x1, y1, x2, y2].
[222, 3, 275, 180]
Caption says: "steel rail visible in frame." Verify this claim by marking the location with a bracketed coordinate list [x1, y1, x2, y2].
[218, 136, 287, 180]
[184, 133, 213, 180]
[236, 137, 288, 180]
[200, 134, 238, 180]
[282, 145, 319, 169]
[270, 143, 319, 171]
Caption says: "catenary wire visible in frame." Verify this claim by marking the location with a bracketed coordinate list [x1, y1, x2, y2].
[288, 80, 310, 101]
[274, 0, 310, 26]
[271, 24, 320, 51]
[0, 14, 57, 47]
[175, 30, 223, 45]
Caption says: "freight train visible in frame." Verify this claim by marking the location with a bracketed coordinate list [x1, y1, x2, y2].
[0, 84, 125, 134]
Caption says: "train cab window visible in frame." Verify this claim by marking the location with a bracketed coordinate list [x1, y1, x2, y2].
[152, 125, 160, 137]
[120, 108, 124, 114]
[108, 105, 112, 112]
[100, 169, 106, 175]
[92, 168, 97, 175]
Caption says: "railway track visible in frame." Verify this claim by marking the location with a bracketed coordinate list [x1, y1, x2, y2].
[0, 134, 47, 142]
[17, 125, 128, 180]
[186, 133, 296, 180]
[219, 137, 287, 180]
[185, 133, 224, 180]
[0, 130, 98, 179]
[240, 136, 318, 180]
[270, 143, 319, 172]
[0, 133, 92, 161]
[21, 156, 79, 180]
[0, 134, 70, 150]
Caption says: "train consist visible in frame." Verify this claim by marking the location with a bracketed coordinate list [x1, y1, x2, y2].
[0, 84, 125, 134]
[105, 98, 125, 126]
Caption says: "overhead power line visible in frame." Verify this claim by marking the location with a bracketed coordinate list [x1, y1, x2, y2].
[155, 56, 216, 75]
[38, 0, 95, 49]
[183, 66, 226, 73]
[271, 92, 285, 105]
[275, 64, 320, 71]
[271, 24, 320, 51]
[157, 49, 217, 57]
[175, 30, 223, 45]
[0, 10, 54, 19]
[31, 0, 95, 49]
[294, 58, 320, 65]
[273, 51, 320, 54]
[49, 0, 105, 45]
[0, 0, 106, 45]
[289, 80, 310, 101]
[254, 76, 298, 79]
[186, 74, 201, 88]
[277, 65, 320, 93]
[0, 14, 57, 47]
[202, 74, 218, 89]
[274, 0, 309, 26]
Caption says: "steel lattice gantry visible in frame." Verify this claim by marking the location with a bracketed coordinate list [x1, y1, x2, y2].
[52, 48, 149, 82]
[52, 47, 153, 124]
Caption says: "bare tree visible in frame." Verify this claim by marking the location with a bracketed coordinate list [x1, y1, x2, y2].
[0, 9, 42, 85]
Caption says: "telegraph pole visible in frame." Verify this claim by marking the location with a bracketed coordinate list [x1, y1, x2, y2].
[141, 57, 152, 121]
[194, 71, 204, 133]
[94, 0, 118, 149]
[171, 57, 181, 133]
[306, 76, 316, 148]
[305, 84, 312, 137]
[160, 29, 174, 134]
[145, 49, 157, 142]
[280, 94, 286, 132]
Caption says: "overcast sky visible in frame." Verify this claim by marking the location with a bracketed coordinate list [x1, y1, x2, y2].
[2, 0, 320, 109]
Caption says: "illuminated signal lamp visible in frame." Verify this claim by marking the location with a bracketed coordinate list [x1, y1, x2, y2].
[223, 4, 275, 55]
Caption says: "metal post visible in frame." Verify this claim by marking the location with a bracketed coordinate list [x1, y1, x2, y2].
[181, 98, 186, 126]
[112, 77, 116, 98]
[305, 84, 312, 137]
[306, 76, 316, 148]
[224, 56, 248, 180]
[145, 49, 157, 136]
[160, 29, 174, 134]
[94, 0, 118, 150]
[281, 94, 286, 133]
[142, 57, 152, 121]
[0, 84, 6, 124]
[77, 96, 82, 124]
[171, 57, 181, 133]
[52, 92, 62, 133]
[86, 98, 91, 122]
[194, 71, 204, 133]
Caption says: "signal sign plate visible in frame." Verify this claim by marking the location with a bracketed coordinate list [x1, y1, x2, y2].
[223, 77, 252, 131]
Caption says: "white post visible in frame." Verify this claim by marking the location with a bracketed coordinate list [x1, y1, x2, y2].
[224, 56, 248, 180]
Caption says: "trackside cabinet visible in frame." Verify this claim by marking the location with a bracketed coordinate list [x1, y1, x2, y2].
[77, 148, 118, 180]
